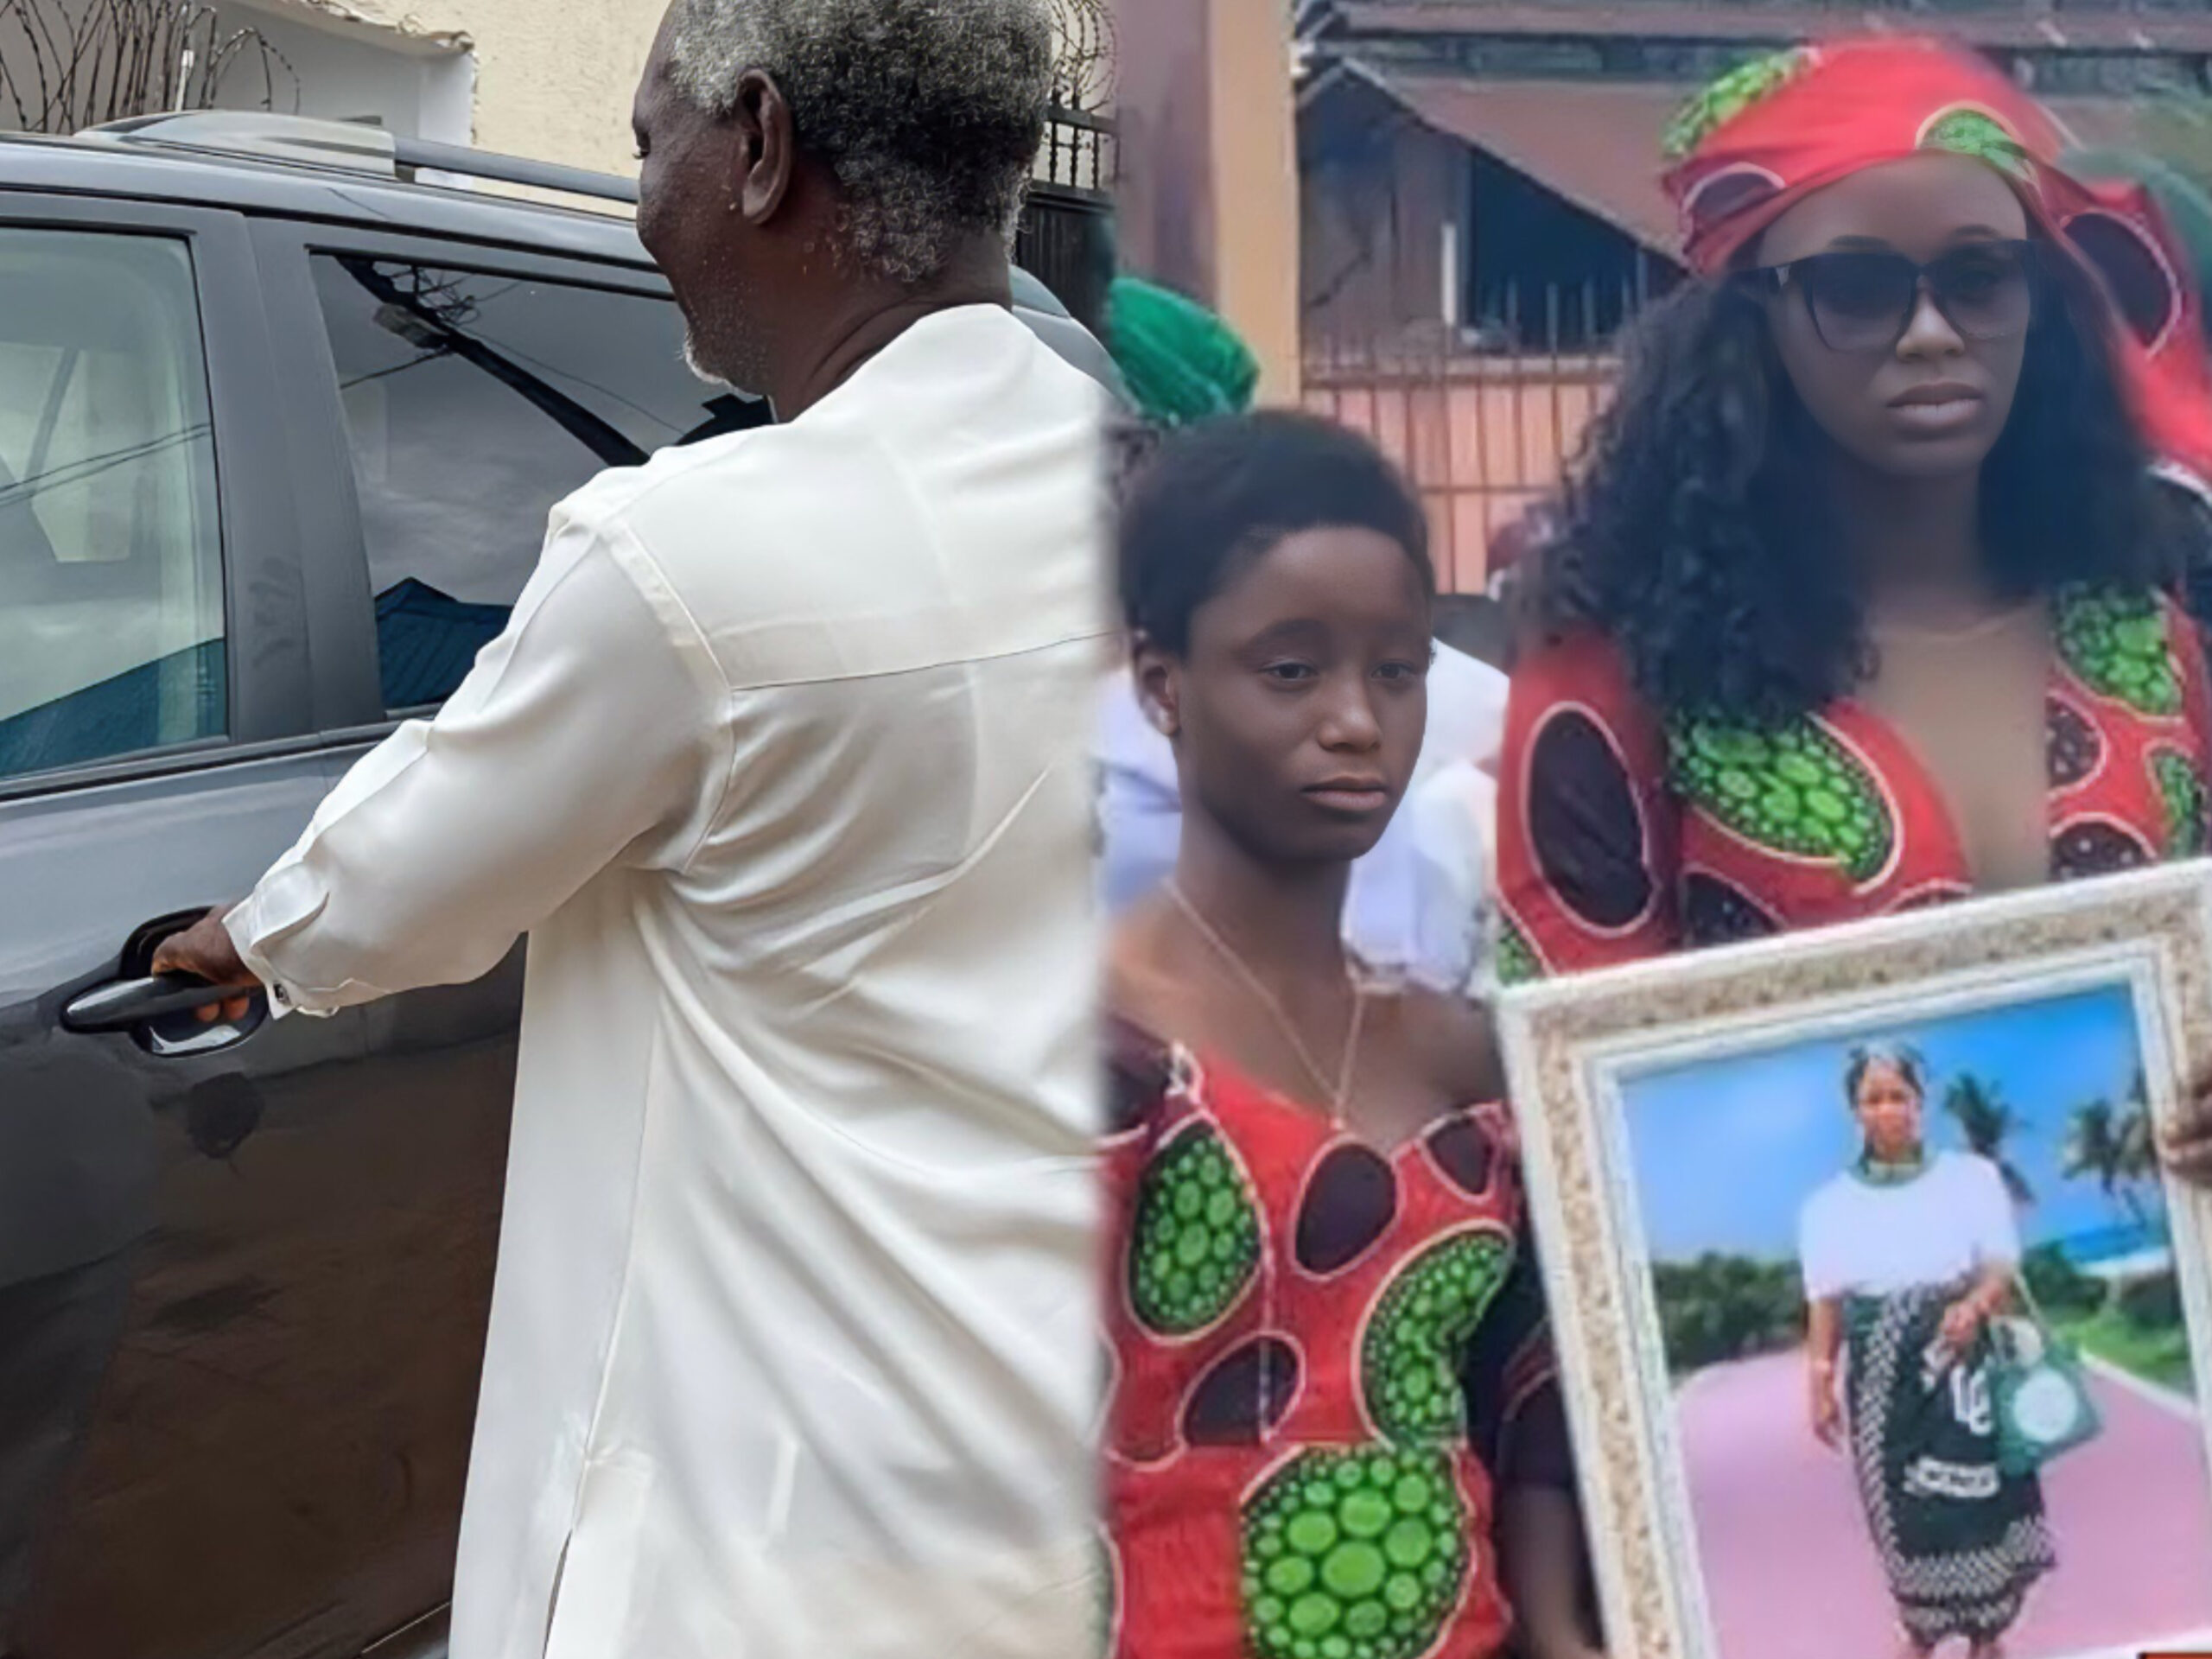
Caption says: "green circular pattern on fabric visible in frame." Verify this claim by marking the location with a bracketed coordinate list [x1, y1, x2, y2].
[1128, 1121, 1262, 1335]
[1494, 912, 1545, 986]
[1921, 108, 2032, 182]
[1340, 1490, 1393, 1539]
[2152, 747, 2209, 858]
[1360, 1230, 1513, 1443]
[2056, 586, 2183, 718]
[1668, 714, 1895, 883]
[1243, 1446, 1471, 1659]
[1662, 47, 1813, 160]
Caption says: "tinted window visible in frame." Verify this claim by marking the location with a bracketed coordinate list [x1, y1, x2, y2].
[310, 256, 766, 712]
[0, 231, 225, 779]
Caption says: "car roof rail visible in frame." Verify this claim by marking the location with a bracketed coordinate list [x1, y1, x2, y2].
[395, 135, 638, 205]
[79, 111, 639, 207]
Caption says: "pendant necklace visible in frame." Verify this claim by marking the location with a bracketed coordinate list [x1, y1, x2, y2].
[1165, 880, 1366, 1122]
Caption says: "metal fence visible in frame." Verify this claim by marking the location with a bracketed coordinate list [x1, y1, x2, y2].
[0, 0, 294, 133]
[1034, 101, 1115, 198]
[1303, 283, 1647, 593]
[1018, 105, 1115, 334]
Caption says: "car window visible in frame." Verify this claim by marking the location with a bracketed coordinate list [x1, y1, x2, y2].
[0, 230, 226, 780]
[308, 256, 766, 713]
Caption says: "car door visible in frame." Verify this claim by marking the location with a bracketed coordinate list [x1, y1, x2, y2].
[0, 197, 732, 1659]
[0, 195, 425, 1659]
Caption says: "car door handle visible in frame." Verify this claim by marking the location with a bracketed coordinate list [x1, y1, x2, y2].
[61, 974, 257, 1033]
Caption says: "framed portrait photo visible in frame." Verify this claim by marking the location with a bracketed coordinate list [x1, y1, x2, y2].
[1497, 863, 2212, 1659]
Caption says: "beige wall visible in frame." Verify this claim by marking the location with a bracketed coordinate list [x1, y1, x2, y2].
[1205, 0, 1299, 401]
[273, 0, 665, 175]
[276, 0, 1111, 188]
[1113, 0, 1300, 401]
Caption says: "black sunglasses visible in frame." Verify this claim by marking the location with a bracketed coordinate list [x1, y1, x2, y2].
[1738, 239, 2042, 353]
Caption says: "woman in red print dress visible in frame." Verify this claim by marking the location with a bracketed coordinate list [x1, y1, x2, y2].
[1106, 414, 1594, 1659]
[1498, 38, 2212, 995]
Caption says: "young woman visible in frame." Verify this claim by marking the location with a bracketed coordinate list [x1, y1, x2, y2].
[1501, 35, 2212, 985]
[1103, 412, 1594, 1659]
[1496, 39, 2212, 1192]
[1799, 1046, 2042, 1658]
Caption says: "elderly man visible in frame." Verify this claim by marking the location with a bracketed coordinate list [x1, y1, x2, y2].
[152, 2, 1107, 1655]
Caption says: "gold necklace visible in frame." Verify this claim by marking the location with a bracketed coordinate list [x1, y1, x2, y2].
[1164, 880, 1367, 1121]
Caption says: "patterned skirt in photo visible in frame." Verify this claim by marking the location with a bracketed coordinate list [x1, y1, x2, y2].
[1843, 1282, 2057, 1646]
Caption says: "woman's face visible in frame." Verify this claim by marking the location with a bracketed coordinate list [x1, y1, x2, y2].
[1853, 1058, 1925, 1161]
[1757, 152, 2031, 480]
[1145, 526, 1431, 866]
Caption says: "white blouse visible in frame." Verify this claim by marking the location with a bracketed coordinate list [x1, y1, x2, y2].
[1799, 1150, 2023, 1303]
[227, 307, 1112, 1659]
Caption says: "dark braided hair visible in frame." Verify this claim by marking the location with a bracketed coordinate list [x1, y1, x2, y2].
[1529, 238, 2175, 725]
[1843, 1042, 1928, 1109]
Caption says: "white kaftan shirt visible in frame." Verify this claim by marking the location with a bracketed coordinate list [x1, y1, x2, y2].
[225, 306, 1110, 1659]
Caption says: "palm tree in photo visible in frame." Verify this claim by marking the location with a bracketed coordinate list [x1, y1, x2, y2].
[2066, 1098, 2139, 1226]
[1944, 1071, 2035, 1206]
[2065, 1069, 2160, 1231]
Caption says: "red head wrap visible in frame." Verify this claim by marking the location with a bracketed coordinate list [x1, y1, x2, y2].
[1662, 36, 2212, 491]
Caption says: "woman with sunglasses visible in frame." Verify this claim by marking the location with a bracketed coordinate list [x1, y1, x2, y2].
[1497, 42, 2212, 1647]
[1498, 39, 2212, 976]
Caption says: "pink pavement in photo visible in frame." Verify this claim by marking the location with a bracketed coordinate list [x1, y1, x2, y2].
[1673, 1349, 2212, 1659]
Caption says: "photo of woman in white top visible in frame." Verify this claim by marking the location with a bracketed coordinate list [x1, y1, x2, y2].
[1800, 1045, 2051, 1659]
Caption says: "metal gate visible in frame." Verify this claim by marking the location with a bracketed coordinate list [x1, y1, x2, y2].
[1018, 105, 1115, 334]
[1305, 281, 1644, 594]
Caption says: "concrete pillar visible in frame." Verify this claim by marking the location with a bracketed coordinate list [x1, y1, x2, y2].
[1114, 0, 1302, 401]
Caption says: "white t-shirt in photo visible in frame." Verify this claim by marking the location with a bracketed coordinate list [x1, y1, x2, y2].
[1798, 1151, 2022, 1302]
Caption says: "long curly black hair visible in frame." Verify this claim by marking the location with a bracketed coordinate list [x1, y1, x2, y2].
[1528, 238, 2177, 725]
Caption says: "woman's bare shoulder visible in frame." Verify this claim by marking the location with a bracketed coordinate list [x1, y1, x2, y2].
[1106, 899, 1185, 1037]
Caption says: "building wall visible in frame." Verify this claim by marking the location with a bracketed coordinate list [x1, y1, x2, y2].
[1114, 0, 1302, 398]
[1208, 0, 1302, 399]
[226, 1, 476, 145]
[1300, 102, 1467, 356]
[1114, 0, 1215, 302]
[10, 0, 1108, 213]
[251, 0, 664, 174]
[244, 0, 1109, 184]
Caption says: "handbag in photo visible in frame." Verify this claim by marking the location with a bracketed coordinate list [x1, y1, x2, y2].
[1989, 1312, 2104, 1477]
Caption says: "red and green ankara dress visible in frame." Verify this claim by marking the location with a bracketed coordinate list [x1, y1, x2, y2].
[1496, 588, 2212, 982]
[1100, 1021, 1564, 1659]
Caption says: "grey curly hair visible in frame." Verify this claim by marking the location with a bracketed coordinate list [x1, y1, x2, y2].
[665, 0, 1055, 284]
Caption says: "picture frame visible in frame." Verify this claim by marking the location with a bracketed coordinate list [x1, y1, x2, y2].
[1497, 862, 2212, 1659]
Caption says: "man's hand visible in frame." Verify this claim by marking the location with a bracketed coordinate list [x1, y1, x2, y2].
[149, 907, 257, 1025]
[2160, 1061, 2212, 1189]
